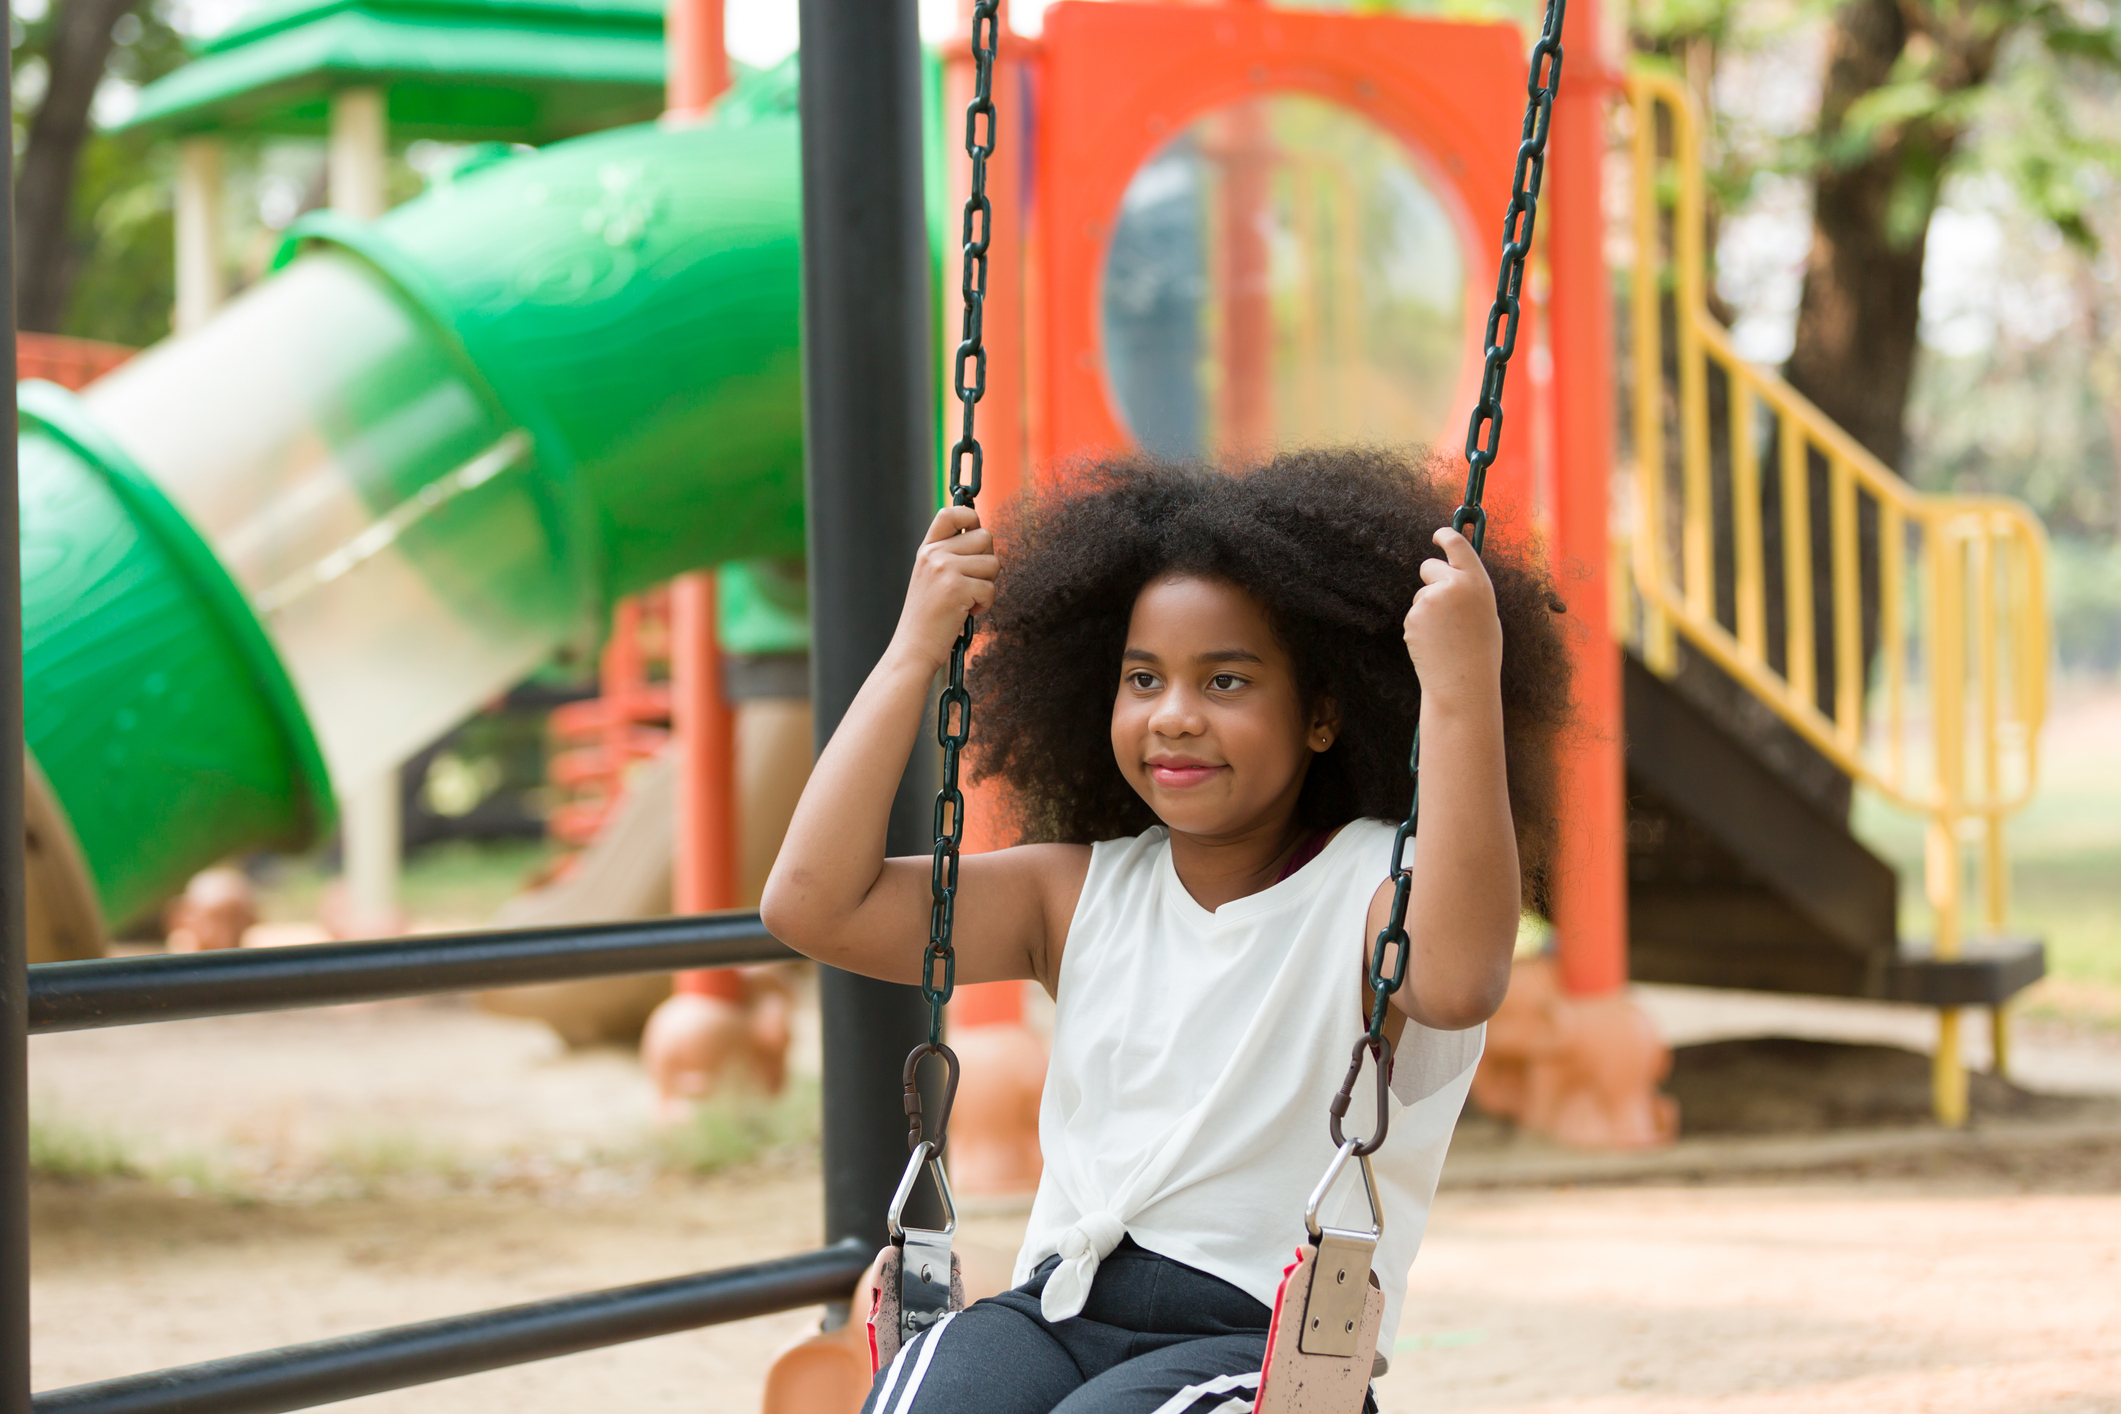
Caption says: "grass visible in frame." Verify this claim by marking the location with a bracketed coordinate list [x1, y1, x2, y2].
[152, 1149, 258, 1204]
[28, 1095, 476, 1200]
[252, 838, 560, 928]
[322, 1128, 475, 1195]
[29, 1101, 264, 1198]
[393, 839, 563, 922]
[651, 1078, 821, 1177]
[27, 1107, 141, 1184]
[24, 1085, 822, 1204]
[1853, 681, 2121, 1025]
[2012, 855, 2121, 989]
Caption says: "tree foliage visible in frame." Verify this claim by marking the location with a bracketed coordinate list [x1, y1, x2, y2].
[11, 0, 186, 342]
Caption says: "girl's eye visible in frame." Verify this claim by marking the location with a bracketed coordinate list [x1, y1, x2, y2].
[1127, 671, 1160, 691]
[1210, 673, 1245, 691]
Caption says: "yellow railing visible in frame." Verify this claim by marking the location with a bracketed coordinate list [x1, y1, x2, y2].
[1621, 68, 2049, 968]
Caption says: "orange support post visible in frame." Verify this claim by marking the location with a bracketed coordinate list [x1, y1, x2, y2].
[1474, 0, 1674, 1147]
[665, 0, 728, 120]
[646, 6, 790, 1112]
[671, 573, 742, 999]
[1544, 0, 1626, 999]
[647, 572, 790, 1104]
[650, 0, 767, 1115]
[667, 0, 739, 1004]
[1216, 100, 1274, 460]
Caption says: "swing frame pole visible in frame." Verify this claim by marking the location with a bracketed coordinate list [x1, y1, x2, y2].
[0, 38, 29, 1413]
[795, 0, 945, 1291]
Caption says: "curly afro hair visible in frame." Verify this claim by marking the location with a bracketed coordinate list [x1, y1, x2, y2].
[967, 447, 1575, 908]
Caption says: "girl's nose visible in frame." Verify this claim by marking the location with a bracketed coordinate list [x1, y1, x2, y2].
[1148, 684, 1207, 738]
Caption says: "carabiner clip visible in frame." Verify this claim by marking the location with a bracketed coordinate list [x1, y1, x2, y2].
[1304, 1138, 1384, 1244]
[902, 1040, 961, 1156]
[1327, 1033, 1394, 1157]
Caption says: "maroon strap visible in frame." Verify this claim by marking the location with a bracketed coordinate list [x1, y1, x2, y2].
[1274, 830, 1331, 884]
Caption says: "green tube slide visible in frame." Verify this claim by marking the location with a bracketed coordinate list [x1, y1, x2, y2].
[21, 60, 842, 935]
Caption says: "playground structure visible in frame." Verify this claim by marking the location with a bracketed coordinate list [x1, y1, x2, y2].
[0, 0, 2062, 1408]
[20, 0, 2051, 1124]
[1620, 73, 2048, 1123]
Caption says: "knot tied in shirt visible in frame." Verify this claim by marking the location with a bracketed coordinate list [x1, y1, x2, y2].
[1039, 1208, 1127, 1322]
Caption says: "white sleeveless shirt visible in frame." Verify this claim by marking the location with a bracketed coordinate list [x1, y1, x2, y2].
[1014, 820, 1483, 1353]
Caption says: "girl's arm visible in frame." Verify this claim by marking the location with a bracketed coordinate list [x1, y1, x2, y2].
[1368, 526, 1520, 1032]
[760, 504, 1087, 994]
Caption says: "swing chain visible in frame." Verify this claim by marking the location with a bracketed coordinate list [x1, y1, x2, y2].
[1331, 0, 1565, 1160]
[920, 0, 1002, 1079]
[1458, 0, 1566, 546]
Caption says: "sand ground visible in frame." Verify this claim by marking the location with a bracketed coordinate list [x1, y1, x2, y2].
[33, 1154, 2121, 1414]
[28, 994, 2121, 1414]
[28, 683, 2121, 1411]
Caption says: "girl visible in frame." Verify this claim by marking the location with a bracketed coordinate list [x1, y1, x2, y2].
[762, 449, 1571, 1414]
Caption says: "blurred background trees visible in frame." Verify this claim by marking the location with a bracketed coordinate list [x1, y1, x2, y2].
[1631, 0, 2121, 673]
[11, 0, 184, 341]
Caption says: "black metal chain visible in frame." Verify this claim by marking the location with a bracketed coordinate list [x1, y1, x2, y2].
[1331, 0, 1566, 1160]
[907, 0, 1002, 1156]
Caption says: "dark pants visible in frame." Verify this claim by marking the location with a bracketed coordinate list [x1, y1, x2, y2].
[862, 1238, 1274, 1414]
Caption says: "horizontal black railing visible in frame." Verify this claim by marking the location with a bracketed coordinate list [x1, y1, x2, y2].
[29, 913, 797, 1034]
[26, 910, 863, 1411]
[36, 1240, 874, 1414]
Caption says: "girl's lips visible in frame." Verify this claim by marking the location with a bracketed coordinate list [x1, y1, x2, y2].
[1148, 762, 1224, 789]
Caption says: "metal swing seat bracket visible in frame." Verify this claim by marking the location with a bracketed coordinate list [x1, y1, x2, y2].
[886, 1138, 961, 1341]
[1296, 1140, 1386, 1360]
[1256, 1139, 1389, 1413]
[870, 1038, 965, 1365]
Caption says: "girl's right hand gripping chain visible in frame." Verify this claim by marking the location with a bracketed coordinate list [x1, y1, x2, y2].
[892, 505, 999, 673]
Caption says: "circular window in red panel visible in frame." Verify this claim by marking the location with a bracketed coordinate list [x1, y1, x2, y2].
[1100, 94, 1469, 462]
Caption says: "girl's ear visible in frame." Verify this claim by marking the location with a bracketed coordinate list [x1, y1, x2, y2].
[1309, 695, 1341, 754]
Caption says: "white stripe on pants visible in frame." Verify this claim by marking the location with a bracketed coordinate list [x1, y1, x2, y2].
[878, 1311, 958, 1414]
[1149, 1368, 1260, 1414]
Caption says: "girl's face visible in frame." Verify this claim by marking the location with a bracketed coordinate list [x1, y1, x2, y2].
[1111, 575, 1336, 842]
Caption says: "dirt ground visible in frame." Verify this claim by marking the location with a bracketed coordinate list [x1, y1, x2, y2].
[27, 686, 2121, 1411]
[32, 1143, 2121, 1414]
[27, 993, 2121, 1413]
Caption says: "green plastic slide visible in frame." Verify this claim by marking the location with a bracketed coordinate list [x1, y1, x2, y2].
[21, 63, 820, 935]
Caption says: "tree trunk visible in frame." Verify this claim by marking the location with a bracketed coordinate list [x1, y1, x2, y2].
[1757, 0, 2001, 816]
[15, 0, 141, 332]
[1785, 0, 1922, 467]
[1784, 0, 2002, 467]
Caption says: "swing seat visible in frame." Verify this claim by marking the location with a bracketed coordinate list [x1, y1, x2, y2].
[1254, 1242, 1385, 1413]
[1252, 1135, 1389, 1413]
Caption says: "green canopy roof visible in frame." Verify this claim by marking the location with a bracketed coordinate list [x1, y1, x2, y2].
[117, 0, 667, 143]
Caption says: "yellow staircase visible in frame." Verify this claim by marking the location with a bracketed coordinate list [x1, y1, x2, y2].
[1619, 69, 2050, 1123]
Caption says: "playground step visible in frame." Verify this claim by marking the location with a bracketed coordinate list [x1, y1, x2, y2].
[1885, 937, 2048, 1009]
[1623, 652, 1896, 955]
[1620, 652, 2046, 1009]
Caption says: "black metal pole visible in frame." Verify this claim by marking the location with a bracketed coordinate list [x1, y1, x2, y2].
[28, 913, 795, 1034]
[796, 0, 941, 1271]
[33, 1241, 872, 1414]
[0, 27, 31, 1413]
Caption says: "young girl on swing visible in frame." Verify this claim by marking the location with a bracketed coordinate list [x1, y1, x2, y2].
[763, 447, 1571, 1414]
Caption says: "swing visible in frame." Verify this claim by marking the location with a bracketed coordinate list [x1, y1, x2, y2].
[868, 1, 1570, 1406]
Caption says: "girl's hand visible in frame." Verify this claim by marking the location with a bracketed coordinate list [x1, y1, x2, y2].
[890, 504, 998, 671]
[1404, 527, 1503, 708]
